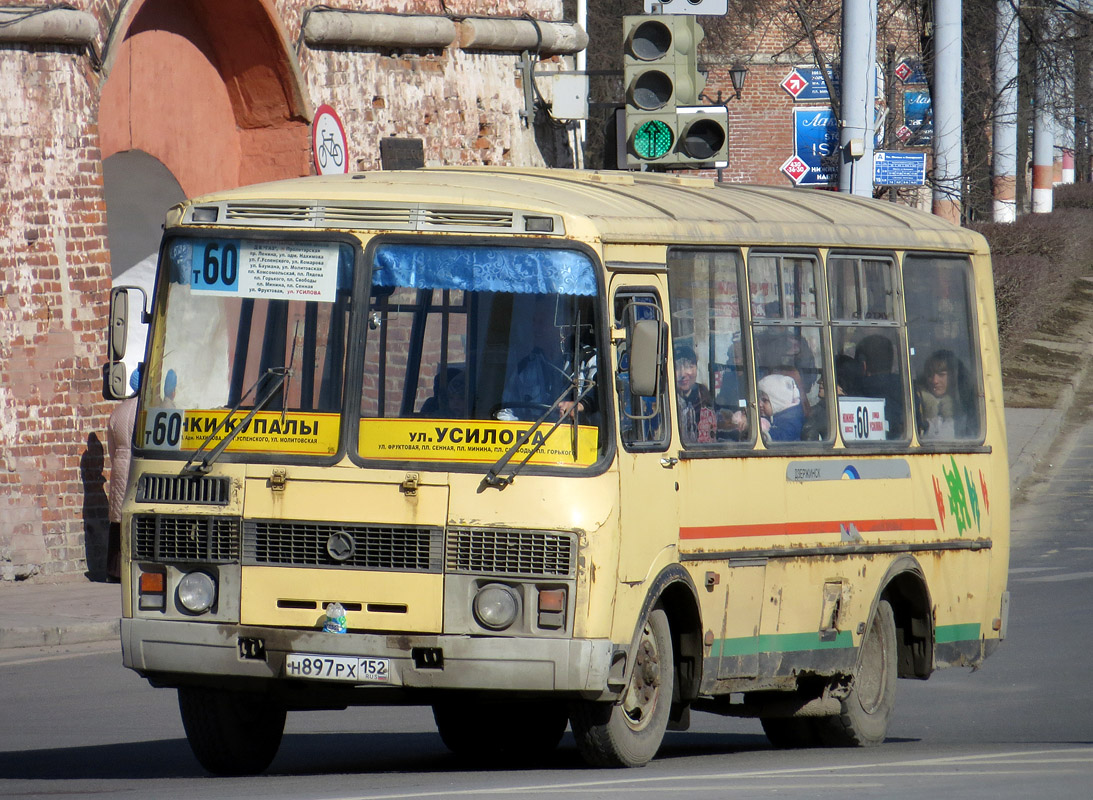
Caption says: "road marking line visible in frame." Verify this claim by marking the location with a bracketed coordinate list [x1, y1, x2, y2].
[1018, 571, 1093, 582]
[330, 746, 1093, 800]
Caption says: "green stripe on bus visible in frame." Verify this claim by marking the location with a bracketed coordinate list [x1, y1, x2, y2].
[714, 630, 854, 658]
[934, 623, 981, 644]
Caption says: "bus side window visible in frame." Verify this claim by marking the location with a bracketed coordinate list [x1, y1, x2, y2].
[828, 254, 908, 443]
[667, 248, 753, 446]
[749, 252, 826, 445]
[614, 289, 669, 451]
[903, 254, 983, 443]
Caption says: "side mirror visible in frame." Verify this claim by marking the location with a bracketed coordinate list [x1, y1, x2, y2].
[629, 318, 663, 397]
[109, 288, 129, 361]
[104, 286, 149, 400]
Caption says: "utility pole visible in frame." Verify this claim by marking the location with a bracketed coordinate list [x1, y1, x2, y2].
[1076, 0, 1093, 182]
[993, 0, 1019, 222]
[839, 0, 877, 196]
[1032, 45, 1055, 213]
[932, 0, 963, 223]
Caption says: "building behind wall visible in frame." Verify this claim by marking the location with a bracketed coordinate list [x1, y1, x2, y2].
[0, 0, 584, 581]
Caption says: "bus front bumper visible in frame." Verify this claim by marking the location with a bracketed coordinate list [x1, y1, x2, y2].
[121, 618, 615, 695]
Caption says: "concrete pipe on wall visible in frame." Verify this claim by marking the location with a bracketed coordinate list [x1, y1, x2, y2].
[0, 9, 97, 45]
[457, 18, 588, 56]
[303, 11, 457, 49]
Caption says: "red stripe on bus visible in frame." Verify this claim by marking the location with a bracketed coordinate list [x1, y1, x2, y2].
[678, 518, 938, 540]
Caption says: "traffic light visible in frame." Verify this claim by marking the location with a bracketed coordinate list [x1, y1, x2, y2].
[677, 107, 728, 163]
[622, 15, 727, 168]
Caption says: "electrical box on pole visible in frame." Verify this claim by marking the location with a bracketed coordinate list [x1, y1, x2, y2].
[623, 15, 724, 168]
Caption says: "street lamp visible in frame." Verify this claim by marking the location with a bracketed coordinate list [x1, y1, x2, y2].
[728, 62, 748, 100]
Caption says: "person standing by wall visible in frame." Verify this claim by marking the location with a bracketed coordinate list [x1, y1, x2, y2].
[106, 369, 140, 582]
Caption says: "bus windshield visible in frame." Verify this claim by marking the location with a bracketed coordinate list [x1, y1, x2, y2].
[139, 236, 355, 457]
[357, 242, 605, 469]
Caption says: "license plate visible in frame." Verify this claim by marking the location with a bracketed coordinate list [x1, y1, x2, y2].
[284, 653, 390, 683]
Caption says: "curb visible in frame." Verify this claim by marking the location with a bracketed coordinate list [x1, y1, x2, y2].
[1007, 336, 1093, 494]
[0, 619, 120, 650]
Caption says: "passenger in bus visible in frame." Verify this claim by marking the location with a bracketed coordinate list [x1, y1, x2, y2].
[855, 334, 905, 438]
[421, 366, 467, 418]
[674, 345, 716, 444]
[715, 338, 749, 440]
[801, 355, 863, 441]
[757, 373, 803, 443]
[916, 349, 970, 440]
[757, 331, 816, 418]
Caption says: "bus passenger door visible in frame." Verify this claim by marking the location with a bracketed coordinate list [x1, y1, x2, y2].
[612, 279, 680, 584]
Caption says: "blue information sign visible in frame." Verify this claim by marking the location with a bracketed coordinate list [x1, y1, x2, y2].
[873, 151, 926, 186]
[793, 67, 840, 101]
[793, 107, 839, 187]
[903, 90, 933, 145]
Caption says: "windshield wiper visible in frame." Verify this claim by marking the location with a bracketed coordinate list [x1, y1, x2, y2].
[480, 375, 596, 491]
[181, 329, 300, 476]
[179, 367, 292, 476]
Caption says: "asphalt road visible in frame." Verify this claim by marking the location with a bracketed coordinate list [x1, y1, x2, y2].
[2, 426, 1092, 799]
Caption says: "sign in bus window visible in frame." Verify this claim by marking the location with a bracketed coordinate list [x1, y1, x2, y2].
[838, 397, 887, 440]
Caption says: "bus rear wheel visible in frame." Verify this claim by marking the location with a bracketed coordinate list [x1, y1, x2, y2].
[814, 599, 898, 747]
[432, 699, 569, 763]
[570, 607, 674, 767]
[177, 686, 286, 775]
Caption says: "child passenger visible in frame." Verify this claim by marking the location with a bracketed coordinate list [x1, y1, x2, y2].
[757, 373, 804, 443]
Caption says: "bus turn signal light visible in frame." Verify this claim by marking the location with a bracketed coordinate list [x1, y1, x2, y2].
[537, 588, 566, 630]
[138, 570, 166, 611]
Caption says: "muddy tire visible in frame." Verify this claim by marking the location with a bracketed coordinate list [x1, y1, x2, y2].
[177, 686, 285, 775]
[570, 607, 674, 767]
[433, 699, 569, 763]
[814, 599, 898, 747]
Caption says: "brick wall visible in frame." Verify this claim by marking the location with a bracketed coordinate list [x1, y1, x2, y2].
[0, 45, 113, 580]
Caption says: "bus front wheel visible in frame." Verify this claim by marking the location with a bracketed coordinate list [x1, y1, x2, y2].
[177, 686, 286, 775]
[814, 599, 898, 747]
[570, 607, 674, 767]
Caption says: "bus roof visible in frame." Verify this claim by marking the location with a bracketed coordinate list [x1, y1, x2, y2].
[178, 167, 987, 254]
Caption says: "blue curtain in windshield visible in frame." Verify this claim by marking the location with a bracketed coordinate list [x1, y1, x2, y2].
[372, 244, 596, 296]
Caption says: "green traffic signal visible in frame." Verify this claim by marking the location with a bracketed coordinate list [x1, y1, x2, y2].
[632, 119, 675, 160]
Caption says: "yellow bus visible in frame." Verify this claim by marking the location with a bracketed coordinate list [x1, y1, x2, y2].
[107, 167, 1009, 774]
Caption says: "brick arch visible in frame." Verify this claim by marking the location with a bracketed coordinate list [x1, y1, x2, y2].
[98, 0, 312, 198]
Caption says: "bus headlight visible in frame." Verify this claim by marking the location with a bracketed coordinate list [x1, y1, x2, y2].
[177, 571, 217, 614]
[473, 584, 519, 630]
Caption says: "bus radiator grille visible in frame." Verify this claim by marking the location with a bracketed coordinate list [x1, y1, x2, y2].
[131, 514, 240, 562]
[242, 521, 443, 572]
[135, 474, 231, 505]
[445, 528, 576, 578]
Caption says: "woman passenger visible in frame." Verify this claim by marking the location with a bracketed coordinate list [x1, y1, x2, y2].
[916, 350, 965, 440]
[674, 345, 716, 444]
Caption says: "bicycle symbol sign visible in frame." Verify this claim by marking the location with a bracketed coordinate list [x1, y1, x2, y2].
[312, 104, 349, 175]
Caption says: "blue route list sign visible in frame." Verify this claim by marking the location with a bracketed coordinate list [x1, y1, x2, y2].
[793, 107, 839, 187]
[873, 151, 926, 186]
